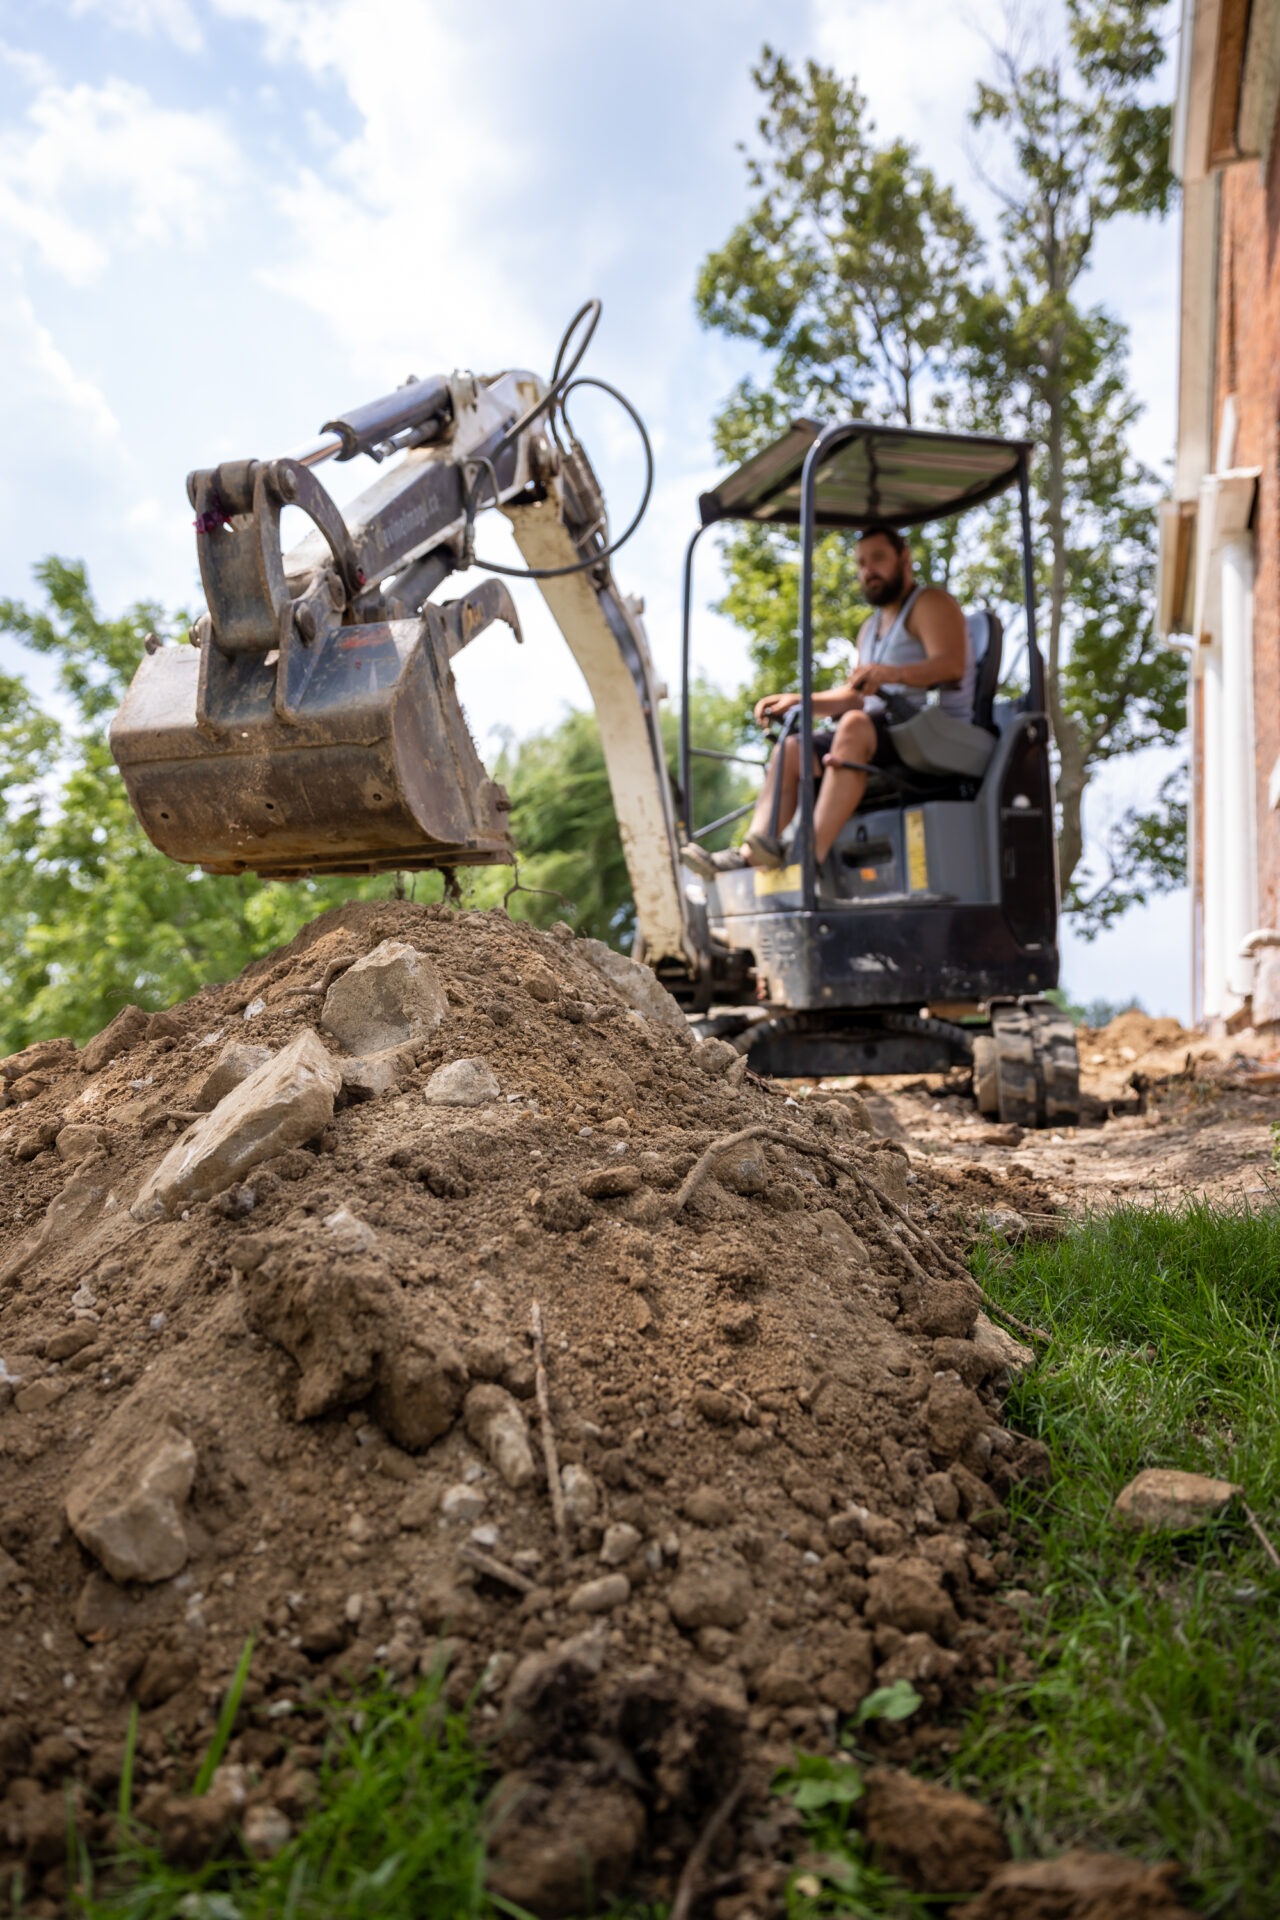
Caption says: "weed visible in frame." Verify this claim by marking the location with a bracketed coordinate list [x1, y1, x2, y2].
[959, 1203, 1280, 1918]
[71, 1667, 502, 1920]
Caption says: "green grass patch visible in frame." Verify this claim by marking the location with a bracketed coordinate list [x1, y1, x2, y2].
[70, 1668, 510, 1920]
[958, 1202, 1280, 1917]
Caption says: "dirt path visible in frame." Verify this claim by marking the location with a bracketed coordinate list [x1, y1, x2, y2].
[849, 1010, 1280, 1215]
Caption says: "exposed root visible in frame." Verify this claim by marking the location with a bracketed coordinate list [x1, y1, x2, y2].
[669, 1779, 745, 1920]
[458, 1545, 537, 1594]
[531, 1300, 570, 1568]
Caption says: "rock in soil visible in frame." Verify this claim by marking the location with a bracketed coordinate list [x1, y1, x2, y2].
[1113, 1467, 1243, 1531]
[0, 897, 1171, 1913]
[960, 1848, 1196, 1918]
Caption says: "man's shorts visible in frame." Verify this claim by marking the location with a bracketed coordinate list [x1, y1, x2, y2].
[811, 713, 901, 781]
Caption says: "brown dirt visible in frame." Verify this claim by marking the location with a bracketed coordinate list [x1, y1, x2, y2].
[847, 1007, 1280, 1213]
[0, 909, 1196, 1917]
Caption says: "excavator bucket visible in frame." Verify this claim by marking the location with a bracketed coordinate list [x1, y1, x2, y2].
[110, 592, 518, 880]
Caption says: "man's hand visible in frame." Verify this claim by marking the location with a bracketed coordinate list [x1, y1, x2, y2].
[753, 691, 800, 727]
[847, 660, 892, 696]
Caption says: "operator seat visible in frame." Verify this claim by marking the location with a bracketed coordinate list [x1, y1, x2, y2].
[885, 609, 1003, 779]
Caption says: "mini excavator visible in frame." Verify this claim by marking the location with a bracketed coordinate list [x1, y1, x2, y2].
[110, 303, 1079, 1127]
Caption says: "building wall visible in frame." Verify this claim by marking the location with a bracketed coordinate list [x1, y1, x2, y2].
[1214, 104, 1280, 938]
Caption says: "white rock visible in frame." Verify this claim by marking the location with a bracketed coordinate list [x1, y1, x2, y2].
[982, 1206, 1028, 1241]
[971, 1311, 1035, 1375]
[440, 1483, 486, 1522]
[561, 1463, 599, 1526]
[322, 1206, 377, 1254]
[132, 1030, 341, 1220]
[338, 1044, 416, 1101]
[242, 997, 267, 1021]
[423, 1058, 500, 1107]
[242, 1804, 291, 1860]
[577, 938, 688, 1033]
[599, 1522, 642, 1567]
[463, 1384, 536, 1489]
[65, 1420, 197, 1584]
[320, 940, 448, 1056]
[194, 1041, 273, 1110]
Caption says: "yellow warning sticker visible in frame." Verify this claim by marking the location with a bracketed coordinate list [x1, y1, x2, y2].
[905, 810, 928, 891]
[753, 863, 802, 897]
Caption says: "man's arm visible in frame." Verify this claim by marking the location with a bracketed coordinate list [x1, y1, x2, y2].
[846, 588, 967, 697]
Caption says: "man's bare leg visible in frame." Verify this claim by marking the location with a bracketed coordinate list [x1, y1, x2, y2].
[746, 736, 806, 848]
[812, 711, 877, 862]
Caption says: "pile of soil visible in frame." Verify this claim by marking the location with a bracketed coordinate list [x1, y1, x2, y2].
[0, 904, 1177, 1918]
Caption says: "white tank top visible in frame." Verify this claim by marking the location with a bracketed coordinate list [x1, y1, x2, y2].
[859, 586, 974, 720]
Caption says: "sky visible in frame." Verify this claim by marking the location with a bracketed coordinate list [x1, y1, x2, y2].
[0, 0, 1187, 1014]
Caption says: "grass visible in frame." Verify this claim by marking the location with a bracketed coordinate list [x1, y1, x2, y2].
[957, 1202, 1280, 1917]
[70, 1666, 508, 1920]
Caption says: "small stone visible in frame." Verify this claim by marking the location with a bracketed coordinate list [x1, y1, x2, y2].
[15, 1379, 68, 1414]
[579, 1164, 642, 1199]
[463, 1384, 536, 1489]
[55, 1124, 108, 1165]
[132, 1030, 341, 1219]
[666, 1563, 753, 1630]
[561, 1463, 599, 1525]
[242, 996, 267, 1019]
[194, 1042, 273, 1110]
[45, 1325, 98, 1363]
[693, 1389, 736, 1425]
[338, 1045, 416, 1101]
[981, 1206, 1027, 1241]
[1113, 1468, 1242, 1532]
[424, 1058, 500, 1107]
[812, 1208, 869, 1268]
[242, 1804, 292, 1860]
[599, 1522, 642, 1566]
[922, 1472, 961, 1524]
[322, 1206, 377, 1254]
[970, 1311, 1035, 1375]
[66, 1419, 197, 1584]
[577, 938, 688, 1030]
[567, 1572, 630, 1614]
[320, 940, 449, 1055]
[441, 1484, 487, 1522]
[81, 1004, 150, 1074]
[691, 1037, 739, 1076]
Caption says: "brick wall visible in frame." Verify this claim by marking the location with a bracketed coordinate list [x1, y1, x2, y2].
[1215, 99, 1280, 936]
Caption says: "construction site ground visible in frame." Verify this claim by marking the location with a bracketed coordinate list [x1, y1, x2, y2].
[0, 905, 1273, 1920]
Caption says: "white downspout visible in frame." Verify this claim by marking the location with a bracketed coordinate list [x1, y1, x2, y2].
[1220, 534, 1256, 1006]
[1201, 634, 1226, 1020]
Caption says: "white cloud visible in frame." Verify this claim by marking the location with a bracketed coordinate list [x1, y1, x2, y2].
[68, 0, 204, 53]
[0, 74, 241, 282]
[16, 293, 121, 441]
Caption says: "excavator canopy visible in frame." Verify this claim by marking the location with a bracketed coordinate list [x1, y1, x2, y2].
[697, 418, 1032, 532]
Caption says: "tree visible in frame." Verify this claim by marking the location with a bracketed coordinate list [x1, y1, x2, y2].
[696, 48, 984, 705]
[966, 0, 1185, 926]
[697, 23, 1185, 932]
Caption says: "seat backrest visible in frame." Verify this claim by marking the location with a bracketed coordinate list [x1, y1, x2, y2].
[965, 609, 1003, 730]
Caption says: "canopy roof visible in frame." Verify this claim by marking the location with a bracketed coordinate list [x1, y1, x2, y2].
[698, 418, 1032, 531]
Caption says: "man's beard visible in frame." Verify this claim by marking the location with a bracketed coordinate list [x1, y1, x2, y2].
[863, 563, 905, 607]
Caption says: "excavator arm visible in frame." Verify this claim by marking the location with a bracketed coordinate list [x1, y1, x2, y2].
[110, 309, 701, 976]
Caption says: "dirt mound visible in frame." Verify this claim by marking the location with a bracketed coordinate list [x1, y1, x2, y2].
[1083, 1009, 1193, 1066]
[1, 903, 1056, 1915]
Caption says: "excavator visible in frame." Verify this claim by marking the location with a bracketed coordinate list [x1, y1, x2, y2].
[110, 303, 1079, 1128]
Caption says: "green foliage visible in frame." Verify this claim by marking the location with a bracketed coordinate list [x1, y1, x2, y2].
[0, 560, 386, 1053]
[74, 1669, 499, 1919]
[696, 18, 1185, 935]
[961, 1205, 1280, 1917]
[465, 683, 755, 945]
[772, 1753, 929, 1918]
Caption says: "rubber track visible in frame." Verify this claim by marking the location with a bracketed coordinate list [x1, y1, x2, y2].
[991, 1002, 1041, 1127]
[1030, 1000, 1081, 1126]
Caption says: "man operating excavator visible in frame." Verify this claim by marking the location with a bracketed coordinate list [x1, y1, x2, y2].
[682, 526, 971, 879]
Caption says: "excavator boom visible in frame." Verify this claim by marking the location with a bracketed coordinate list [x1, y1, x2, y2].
[109, 310, 699, 972]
